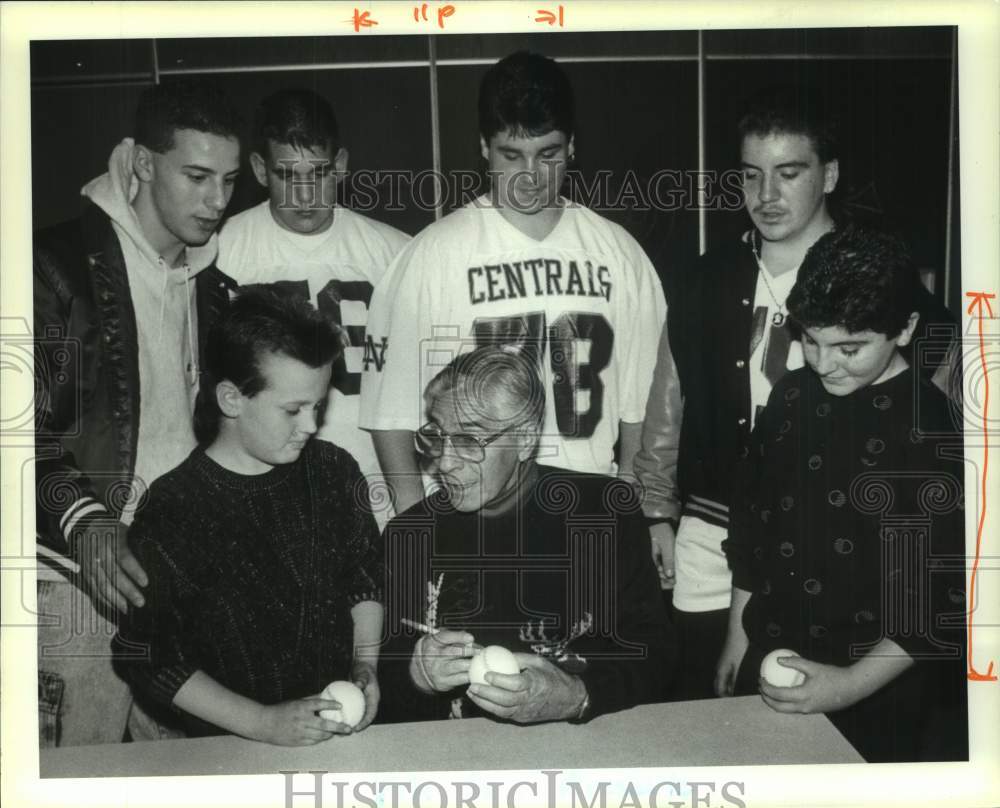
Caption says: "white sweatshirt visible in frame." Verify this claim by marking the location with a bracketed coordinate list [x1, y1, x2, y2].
[81, 138, 218, 524]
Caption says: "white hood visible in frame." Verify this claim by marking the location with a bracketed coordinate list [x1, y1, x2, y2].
[81, 137, 217, 278]
[81, 138, 210, 523]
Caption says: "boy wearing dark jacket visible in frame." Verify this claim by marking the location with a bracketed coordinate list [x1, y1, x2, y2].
[34, 80, 241, 745]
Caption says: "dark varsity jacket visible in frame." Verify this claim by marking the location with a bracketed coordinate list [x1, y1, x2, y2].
[633, 228, 959, 531]
[33, 202, 234, 558]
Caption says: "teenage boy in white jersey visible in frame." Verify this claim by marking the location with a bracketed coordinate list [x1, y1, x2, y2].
[634, 86, 957, 701]
[219, 89, 409, 527]
[360, 51, 667, 514]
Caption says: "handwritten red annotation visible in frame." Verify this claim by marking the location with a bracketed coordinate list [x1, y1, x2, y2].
[347, 9, 378, 31]
[535, 6, 565, 26]
[347, 4, 566, 32]
[965, 291, 996, 683]
[413, 4, 456, 28]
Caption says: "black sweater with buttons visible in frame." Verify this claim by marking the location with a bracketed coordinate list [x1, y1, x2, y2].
[648, 230, 957, 531]
[725, 367, 967, 761]
[727, 366, 965, 663]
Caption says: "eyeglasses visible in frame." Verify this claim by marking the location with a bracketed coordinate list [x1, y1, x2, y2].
[414, 421, 525, 464]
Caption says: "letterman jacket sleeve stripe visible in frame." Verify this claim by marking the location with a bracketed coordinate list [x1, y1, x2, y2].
[59, 498, 106, 539]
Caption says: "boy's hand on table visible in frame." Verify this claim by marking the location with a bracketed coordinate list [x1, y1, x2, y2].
[352, 660, 380, 730]
[254, 696, 353, 746]
[757, 657, 861, 714]
[466, 653, 588, 723]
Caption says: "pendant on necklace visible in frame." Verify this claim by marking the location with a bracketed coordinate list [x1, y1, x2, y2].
[772, 311, 785, 327]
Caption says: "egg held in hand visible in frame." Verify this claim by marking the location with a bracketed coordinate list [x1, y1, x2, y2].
[468, 645, 521, 686]
[318, 680, 366, 727]
[759, 648, 806, 687]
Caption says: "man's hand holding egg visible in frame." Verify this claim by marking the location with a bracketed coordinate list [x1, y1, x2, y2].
[467, 651, 589, 724]
[468, 645, 520, 685]
[409, 629, 478, 693]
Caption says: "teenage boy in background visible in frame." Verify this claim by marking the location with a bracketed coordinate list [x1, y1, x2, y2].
[34, 79, 242, 744]
[219, 88, 409, 527]
[360, 51, 666, 515]
[634, 86, 956, 701]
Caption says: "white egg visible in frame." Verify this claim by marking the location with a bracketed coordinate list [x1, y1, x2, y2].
[760, 648, 806, 687]
[318, 680, 366, 727]
[468, 645, 520, 686]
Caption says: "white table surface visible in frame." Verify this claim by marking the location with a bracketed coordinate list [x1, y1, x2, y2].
[39, 695, 863, 778]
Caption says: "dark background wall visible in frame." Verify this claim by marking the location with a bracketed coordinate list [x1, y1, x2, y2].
[30, 28, 960, 312]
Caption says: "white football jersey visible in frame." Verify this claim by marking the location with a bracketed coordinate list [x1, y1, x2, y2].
[360, 196, 666, 476]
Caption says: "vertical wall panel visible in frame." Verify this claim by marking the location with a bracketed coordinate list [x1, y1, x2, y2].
[30, 83, 151, 230]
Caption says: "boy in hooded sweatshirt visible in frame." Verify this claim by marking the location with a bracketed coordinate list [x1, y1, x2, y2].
[33, 79, 242, 746]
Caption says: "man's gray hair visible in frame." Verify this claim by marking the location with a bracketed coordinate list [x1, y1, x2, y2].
[424, 344, 546, 433]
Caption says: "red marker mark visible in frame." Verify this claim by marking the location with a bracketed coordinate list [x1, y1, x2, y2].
[348, 9, 378, 31]
[965, 290, 997, 682]
[437, 4, 455, 28]
[414, 3, 454, 28]
[535, 5, 565, 26]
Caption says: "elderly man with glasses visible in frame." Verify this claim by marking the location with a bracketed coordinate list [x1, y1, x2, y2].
[378, 346, 674, 725]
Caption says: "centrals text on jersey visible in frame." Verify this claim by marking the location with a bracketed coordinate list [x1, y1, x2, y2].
[468, 259, 612, 305]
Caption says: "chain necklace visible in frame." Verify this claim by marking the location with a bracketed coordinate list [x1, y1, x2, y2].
[751, 233, 788, 327]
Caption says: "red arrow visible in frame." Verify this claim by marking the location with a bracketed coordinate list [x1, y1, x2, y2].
[965, 291, 996, 682]
[534, 6, 564, 26]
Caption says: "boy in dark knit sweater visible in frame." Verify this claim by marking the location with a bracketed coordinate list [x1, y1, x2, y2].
[114, 290, 383, 745]
[718, 224, 967, 762]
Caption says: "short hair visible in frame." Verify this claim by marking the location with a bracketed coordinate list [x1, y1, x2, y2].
[254, 88, 340, 160]
[134, 79, 242, 154]
[737, 85, 839, 164]
[194, 288, 343, 444]
[787, 223, 923, 339]
[478, 51, 575, 141]
[423, 345, 546, 434]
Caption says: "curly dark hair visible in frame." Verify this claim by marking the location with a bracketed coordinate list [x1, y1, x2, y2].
[194, 288, 344, 444]
[135, 79, 243, 154]
[787, 223, 923, 338]
[478, 51, 574, 141]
